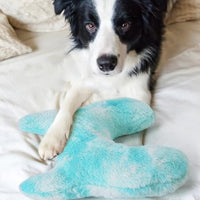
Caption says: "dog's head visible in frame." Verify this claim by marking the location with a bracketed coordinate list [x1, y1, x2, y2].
[54, 0, 168, 76]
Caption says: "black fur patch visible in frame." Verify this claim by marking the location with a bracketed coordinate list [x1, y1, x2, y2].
[113, 0, 168, 89]
[54, 0, 99, 48]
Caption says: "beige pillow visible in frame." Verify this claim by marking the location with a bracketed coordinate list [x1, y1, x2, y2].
[0, 11, 32, 61]
[166, 0, 200, 25]
[0, 0, 66, 32]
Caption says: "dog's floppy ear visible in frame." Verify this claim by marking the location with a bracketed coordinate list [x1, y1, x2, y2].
[53, 0, 75, 19]
[151, 0, 169, 12]
[140, 0, 167, 42]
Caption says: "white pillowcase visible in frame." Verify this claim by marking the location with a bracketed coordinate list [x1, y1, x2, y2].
[0, 0, 66, 32]
[0, 11, 32, 61]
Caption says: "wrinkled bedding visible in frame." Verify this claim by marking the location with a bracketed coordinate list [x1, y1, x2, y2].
[0, 20, 200, 200]
[0, 11, 32, 61]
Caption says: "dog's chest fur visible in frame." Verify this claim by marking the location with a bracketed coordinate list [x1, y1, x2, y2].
[62, 55, 150, 106]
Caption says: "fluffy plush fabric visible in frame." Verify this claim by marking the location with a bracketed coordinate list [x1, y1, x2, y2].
[19, 98, 188, 200]
[0, 0, 66, 32]
[0, 10, 32, 61]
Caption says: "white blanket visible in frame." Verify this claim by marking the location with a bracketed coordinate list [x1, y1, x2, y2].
[0, 20, 200, 200]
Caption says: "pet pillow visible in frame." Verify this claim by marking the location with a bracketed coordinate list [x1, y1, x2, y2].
[0, 10, 32, 61]
[165, 0, 200, 25]
[0, 0, 66, 32]
[19, 98, 188, 199]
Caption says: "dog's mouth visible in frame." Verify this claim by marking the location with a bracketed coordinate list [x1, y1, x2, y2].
[93, 69, 122, 77]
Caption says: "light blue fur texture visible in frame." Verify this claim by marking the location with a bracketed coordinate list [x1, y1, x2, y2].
[19, 98, 188, 199]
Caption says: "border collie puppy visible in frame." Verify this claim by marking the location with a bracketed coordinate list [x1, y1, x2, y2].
[39, 0, 168, 160]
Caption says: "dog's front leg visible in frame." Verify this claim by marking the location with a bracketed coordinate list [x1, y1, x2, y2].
[39, 86, 92, 160]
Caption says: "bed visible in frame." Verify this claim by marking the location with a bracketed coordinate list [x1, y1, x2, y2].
[0, 0, 200, 199]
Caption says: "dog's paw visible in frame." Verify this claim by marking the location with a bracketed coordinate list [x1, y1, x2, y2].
[39, 133, 67, 160]
[38, 113, 72, 160]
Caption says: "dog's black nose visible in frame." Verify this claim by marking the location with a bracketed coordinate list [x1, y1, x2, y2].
[97, 54, 118, 72]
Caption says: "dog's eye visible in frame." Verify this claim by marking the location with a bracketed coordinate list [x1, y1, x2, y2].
[86, 23, 97, 33]
[120, 22, 132, 32]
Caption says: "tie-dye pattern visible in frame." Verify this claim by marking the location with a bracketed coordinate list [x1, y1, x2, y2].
[19, 98, 188, 199]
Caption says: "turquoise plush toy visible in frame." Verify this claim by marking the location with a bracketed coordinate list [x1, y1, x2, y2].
[19, 98, 188, 200]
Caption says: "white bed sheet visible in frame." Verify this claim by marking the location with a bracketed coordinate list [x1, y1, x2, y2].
[0, 20, 200, 200]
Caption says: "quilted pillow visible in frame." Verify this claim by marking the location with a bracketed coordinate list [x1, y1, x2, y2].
[0, 10, 32, 61]
[0, 0, 66, 32]
[166, 0, 200, 25]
